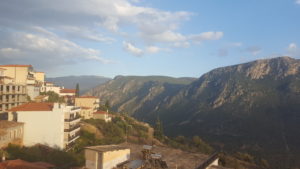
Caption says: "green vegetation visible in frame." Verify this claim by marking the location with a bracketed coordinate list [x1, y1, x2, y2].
[75, 83, 80, 97]
[40, 91, 65, 103]
[5, 144, 81, 169]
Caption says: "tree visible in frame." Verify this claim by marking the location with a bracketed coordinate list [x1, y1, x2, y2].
[154, 116, 164, 141]
[75, 83, 80, 97]
[104, 100, 110, 111]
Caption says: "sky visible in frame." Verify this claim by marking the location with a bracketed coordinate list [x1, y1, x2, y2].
[0, 0, 299, 78]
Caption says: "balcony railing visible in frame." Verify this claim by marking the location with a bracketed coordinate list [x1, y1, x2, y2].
[64, 115, 80, 122]
[64, 124, 80, 132]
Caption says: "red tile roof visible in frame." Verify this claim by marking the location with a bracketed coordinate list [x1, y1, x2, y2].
[77, 96, 97, 98]
[0, 64, 32, 68]
[81, 106, 92, 109]
[8, 102, 54, 112]
[60, 89, 76, 93]
[94, 111, 108, 114]
[0, 159, 52, 169]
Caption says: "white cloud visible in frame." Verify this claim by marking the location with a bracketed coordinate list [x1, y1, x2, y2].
[145, 46, 169, 54]
[287, 43, 300, 57]
[0, 29, 112, 69]
[245, 46, 262, 56]
[123, 41, 143, 56]
[0, 0, 224, 58]
[189, 32, 224, 41]
[296, 0, 300, 4]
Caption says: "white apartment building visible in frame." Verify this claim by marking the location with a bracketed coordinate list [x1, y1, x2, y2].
[9, 102, 81, 149]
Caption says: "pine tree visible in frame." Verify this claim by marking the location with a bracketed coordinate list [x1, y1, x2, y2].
[154, 116, 164, 141]
[75, 83, 80, 97]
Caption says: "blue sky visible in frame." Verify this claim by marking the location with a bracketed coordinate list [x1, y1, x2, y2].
[0, 0, 299, 78]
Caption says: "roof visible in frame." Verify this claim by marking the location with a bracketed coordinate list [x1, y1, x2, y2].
[0, 159, 53, 169]
[0, 68, 6, 70]
[81, 106, 92, 110]
[77, 96, 98, 99]
[8, 102, 54, 112]
[0, 64, 32, 68]
[60, 89, 76, 93]
[85, 145, 129, 152]
[94, 110, 108, 114]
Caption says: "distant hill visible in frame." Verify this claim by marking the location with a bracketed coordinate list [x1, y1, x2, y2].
[85, 75, 196, 114]
[85, 56, 300, 169]
[46, 75, 111, 94]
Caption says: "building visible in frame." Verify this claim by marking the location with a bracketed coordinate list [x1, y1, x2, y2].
[85, 145, 130, 169]
[93, 111, 112, 122]
[79, 107, 94, 119]
[8, 102, 81, 149]
[0, 65, 34, 84]
[40, 82, 61, 94]
[34, 95, 49, 102]
[75, 96, 100, 119]
[0, 120, 24, 148]
[33, 72, 45, 84]
[60, 89, 76, 105]
[0, 68, 27, 119]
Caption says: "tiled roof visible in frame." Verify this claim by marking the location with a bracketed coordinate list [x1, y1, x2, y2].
[0, 64, 32, 67]
[0, 68, 6, 70]
[94, 111, 108, 114]
[8, 102, 54, 111]
[0, 159, 53, 169]
[60, 89, 76, 93]
[77, 96, 98, 98]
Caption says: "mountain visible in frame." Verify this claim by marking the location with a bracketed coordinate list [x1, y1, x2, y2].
[86, 56, 300, 168]
[85, 75, 196, 115]
[46, 75, 111, 94]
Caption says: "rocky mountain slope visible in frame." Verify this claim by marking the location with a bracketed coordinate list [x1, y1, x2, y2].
[85, 75, 196, 116]
[86, 56, 300, 168]
[47, 75, 111, 94]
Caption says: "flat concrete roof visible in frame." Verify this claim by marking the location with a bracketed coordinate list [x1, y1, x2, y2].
[85, 145, 129, 152]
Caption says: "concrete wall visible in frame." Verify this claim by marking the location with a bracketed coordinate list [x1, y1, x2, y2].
[79, 108, 93, 119]
[34, 72, 45, 83]
[0, 124, 24, 148]
[0, 66, 30, 84]
[75, 98, 99, 111]
[94, 113, 111, 122]
[102, 149, 130, 169]
[26, 85, 40, 101]
[16, 109, 65, 149]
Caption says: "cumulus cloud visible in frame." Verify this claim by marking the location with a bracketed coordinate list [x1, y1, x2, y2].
[0, 29, 112, 70]
[0, 0, 223, 60]
[287, 43, 300, 57]
[123, 41, 143, 56]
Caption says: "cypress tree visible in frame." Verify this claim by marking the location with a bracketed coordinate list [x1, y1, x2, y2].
[75, 83, 80, 97]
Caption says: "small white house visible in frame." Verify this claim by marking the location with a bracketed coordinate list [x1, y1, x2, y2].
[9, 102, 81, 149]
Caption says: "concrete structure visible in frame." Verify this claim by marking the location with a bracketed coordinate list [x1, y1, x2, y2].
[0, 65, 33, 84]
[75, 96, 100, 119]
[34, 95, 49, 102]
[0, 120, 24, 148]
[196, 152, 220, 169]
[9, 102, 81, 149]
[85, 145, 130, 169]
[93, 111, 112, 122]
[0, 68, 28, 117]
[79, 107, 94, 119]
[40, 82, 61, 94]
[26, 85, 40, 101]
[33, 72, 45, 83]
[59, 89, 76, 97]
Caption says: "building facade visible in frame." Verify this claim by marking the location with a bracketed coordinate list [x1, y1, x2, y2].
[75, 96, 99, 119]
[0, 120, 24, 148]
[93, 111, 112, 122]
[85, 145, 130, 169]
[9, 102, 81, 149]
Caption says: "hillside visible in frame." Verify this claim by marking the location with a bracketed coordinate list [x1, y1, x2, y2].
[85, 75, 196, 115]
[86, 56, 300, 169]
[46, 75, 111, 94]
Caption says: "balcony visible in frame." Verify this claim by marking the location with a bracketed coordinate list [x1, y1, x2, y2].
[64, 115, 80, 122]
[64, 124, 80, 132]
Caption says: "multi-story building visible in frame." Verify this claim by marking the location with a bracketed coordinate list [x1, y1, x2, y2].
[0, 69, 27, 119]
[9, 102, 81, 149]
[0, 120, 24, 148]
[78, 106, 94, 119]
